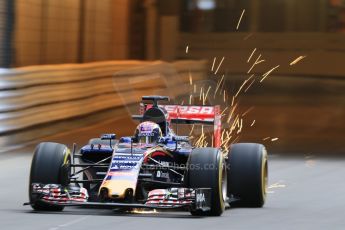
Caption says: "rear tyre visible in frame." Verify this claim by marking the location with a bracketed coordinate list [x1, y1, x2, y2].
[186, 148, 227, 216]
[227, 143, 268, 207]
[29, 142, 71, 211]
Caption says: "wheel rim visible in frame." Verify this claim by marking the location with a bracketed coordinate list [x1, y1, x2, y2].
[261, 148, 268, 200]
[221, 161, 227, 202]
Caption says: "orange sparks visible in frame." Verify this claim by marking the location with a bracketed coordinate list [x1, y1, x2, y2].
[185, 45, 189, 53]
[232, 136, 240, 144]
[203, 86, 212, 104]
[236, 9, 245, 30]
[199, 86, 203, 100]
[234, 74, 254, 98]
[242, 106, 254, 117]
[220, 107, 229, 116]
[271, 137, 279, 142]
[211, 57, 216, 72]
[290, 55, 306, 66]
[244, 78, 255, 92]
[189, 124, 195, 136]
[227, 104, 238, 123]
[260, 65, 280, 82]
[189, 71, 193, 85]
[236, 118, 243, 134]
[247, 54, 265, 73]
[243, 33, 253, 40]
[214, 74, 225, 97]
[214, 56, 225, 75]
[247, 48, 257, 63]
[250, 120, 255, 127]
[263, 137, 270, 141]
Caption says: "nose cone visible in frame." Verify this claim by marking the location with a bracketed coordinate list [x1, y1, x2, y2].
[99, 180, 137, 199]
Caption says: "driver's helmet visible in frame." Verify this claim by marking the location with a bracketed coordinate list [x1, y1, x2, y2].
[134, 121, 162, 145]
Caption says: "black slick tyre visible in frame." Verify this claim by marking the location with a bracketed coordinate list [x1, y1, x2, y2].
[186, 148, 227, 216]
[227, 143, 268, 207]
[29, 142, 71, 211]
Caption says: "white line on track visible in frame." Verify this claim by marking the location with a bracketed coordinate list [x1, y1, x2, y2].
[48, 216, 89, 230]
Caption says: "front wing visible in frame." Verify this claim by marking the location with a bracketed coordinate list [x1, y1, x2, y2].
[25, 183, 211, 212]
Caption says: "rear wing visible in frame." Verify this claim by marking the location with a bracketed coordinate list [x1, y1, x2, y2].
[136, 104, 222, 147]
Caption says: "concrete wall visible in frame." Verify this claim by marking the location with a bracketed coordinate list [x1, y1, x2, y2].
[0, 0, 13, 67]
[14, 0, 80, 66]
[13, 0, 132, 67]
[177, 32, 345, 77]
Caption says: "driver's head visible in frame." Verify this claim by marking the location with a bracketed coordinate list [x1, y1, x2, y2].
[134, 121, 162, 145]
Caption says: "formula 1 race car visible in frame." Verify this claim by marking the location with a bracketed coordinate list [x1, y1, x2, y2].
[25, 95, 268, 216]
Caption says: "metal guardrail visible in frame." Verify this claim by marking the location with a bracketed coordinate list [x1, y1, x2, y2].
[0, 60, 207, 146]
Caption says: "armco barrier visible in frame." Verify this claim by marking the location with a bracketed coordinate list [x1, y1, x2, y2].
[0, 60, 207, 148]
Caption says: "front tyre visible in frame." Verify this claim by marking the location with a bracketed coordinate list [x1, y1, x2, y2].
[29, 142, 71, 211]
[186, 148, 227, 216]
[227, 143, 268, 207]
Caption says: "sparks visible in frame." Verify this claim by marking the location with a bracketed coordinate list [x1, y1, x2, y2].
[243, 33, 253, 40]
[189, 124, 195, 136]
[247, 54, 265, 73]
[242, 106, 254, 117]
[214, 56, 225, 75]
[227, 104, 238, 123]
[236, 9, 245, 30]
[131, 209, 158, 214]
[271, 137, 279, 142]
[214, 74, 225, 97]
[244, 78, 255, 92]
[211, 57, 216, 72]
[250, 120, 255, 127]
[199, 86, 203, 101]
[203, 86, 212, 104]
[263, 137, 270, 141]
[290, 55, 306, 66]
[189, 71, 193, 85]
[185, 45, 189, 53]
[247, 48, 257, 63]
[234, 74, 254, 98]
[268, 182, 286, 189]
[220, 107, 229, 116]
[260, 65, 280, 82]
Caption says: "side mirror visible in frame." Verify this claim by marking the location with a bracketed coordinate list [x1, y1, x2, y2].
[101, 134, 116, 140]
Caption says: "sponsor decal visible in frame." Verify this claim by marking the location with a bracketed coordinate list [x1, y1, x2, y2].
[162, 105, 214, 115]
[107, 171, 135, 176]
[196, 193, 206, 203]
[156, 171, 169, 179]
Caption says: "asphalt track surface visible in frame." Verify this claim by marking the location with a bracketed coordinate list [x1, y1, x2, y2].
[0, 122, 344, 230]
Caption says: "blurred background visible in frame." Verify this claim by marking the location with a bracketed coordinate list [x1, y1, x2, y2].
[0, 0, 344, 155]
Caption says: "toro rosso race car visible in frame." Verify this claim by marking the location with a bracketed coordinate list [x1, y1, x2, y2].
[25, 96, 268, 216]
